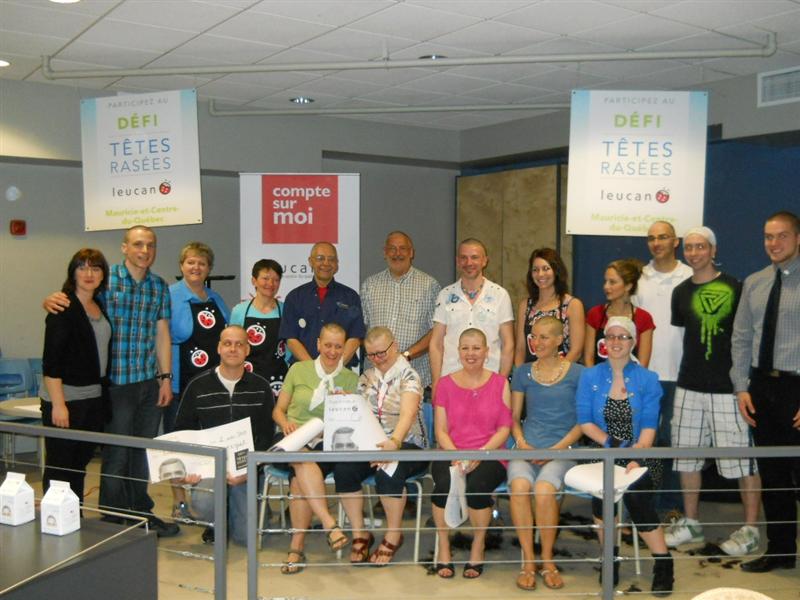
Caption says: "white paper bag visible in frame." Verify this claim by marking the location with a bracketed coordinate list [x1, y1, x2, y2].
[0, 471, 35, 526]
[444, 465, 469, 528]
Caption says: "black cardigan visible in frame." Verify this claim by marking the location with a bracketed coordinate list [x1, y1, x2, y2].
[42, 291, 112, 387]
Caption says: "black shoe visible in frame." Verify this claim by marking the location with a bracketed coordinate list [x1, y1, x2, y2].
[201, 526, 215, 544]
[145, 514, 180, 538]
[651, 553, 674, 597]
[740, 555, 796, 573]
[599, 546, 620, 586]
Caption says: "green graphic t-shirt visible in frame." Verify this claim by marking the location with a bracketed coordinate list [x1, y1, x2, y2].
[671, 272, 741, 392]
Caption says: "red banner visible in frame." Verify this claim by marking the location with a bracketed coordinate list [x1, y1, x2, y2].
[261, 174, 339, 243]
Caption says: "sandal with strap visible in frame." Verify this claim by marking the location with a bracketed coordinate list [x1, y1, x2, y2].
[463, 563, 484, 579]
[369, 534, 404, 566]
[516, 570, 537, 591]
[435, 562, 455, 579]
[350, 532, 375, 564]
[540, 567, 564, 589]
[280, 549, 306, 575]
[326, 524, 350, 552]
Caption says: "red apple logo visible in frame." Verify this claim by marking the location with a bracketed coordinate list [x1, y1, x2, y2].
[191, 349, 209, 367]
[597, 338, 609, 358]
[159, 180, 171, 195]
[243, 361, 254, 373]
[197, 310, 216, 329]
[655, 189, 670, 203]
[247, 324, 266, 346]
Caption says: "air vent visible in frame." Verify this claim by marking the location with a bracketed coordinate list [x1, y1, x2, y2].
[758, 66, 800, 107]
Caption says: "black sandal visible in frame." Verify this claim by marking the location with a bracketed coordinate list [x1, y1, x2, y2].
[463, 563, 484, 578]
[435, 562, 455, 578]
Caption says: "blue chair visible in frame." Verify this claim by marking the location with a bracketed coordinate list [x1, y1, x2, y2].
[28, 358, 43, 396]
[0, 358, 34, 400]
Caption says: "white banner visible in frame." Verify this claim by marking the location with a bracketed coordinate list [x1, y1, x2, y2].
[566, 90, 707, 237]
[239, 173, 360, 302]
[80, 89, 202, 231]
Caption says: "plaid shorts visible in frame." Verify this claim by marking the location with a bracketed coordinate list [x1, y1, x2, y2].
[671, 387, 758, 479]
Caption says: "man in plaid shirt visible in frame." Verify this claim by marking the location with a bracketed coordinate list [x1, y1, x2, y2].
[360, 231, 441, 389]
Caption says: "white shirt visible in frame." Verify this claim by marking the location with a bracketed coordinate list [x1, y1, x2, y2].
[632, 260, 693, 381]
[433, 277, 514, 377]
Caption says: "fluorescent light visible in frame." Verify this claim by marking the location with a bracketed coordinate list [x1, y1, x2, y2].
[290, 96, 314, 104]
[0, 59, 10, 68]
[419, 54, 447, 60]
[49, 0, 82, 4]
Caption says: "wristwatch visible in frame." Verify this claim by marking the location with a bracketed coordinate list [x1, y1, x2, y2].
[156, 373, 173, 381]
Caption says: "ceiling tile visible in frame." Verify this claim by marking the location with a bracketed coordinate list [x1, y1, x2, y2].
[0, 2, 99, 38]
[650, 1, 799, 30]
[459, 82, 555, 103]
[574, 13, 704, 49]
[330, 67, 437, 86]
[294, 75, 384, 98]
[430, 20, 556, 55]
[514, 67, 610, 92]
[80, 19, 197, 53]
[3, 0, 121, 17]
[406, 1, 534, 20]
[173, 34, 283, 64]
[496, 0, 638, 36]
[196, 79, 278, 104]
[346, 3, 480, 41]
[57, 41, 162, 68]
[448, 62, 562, 83]
[359, 86, 453, 105]
[0, 31, 70, 56]
[207, 11, 333, 47]
[108, 0, 241, 32]
[0, 53, 45, 80]
[118, 74, 215, 91]
[297, 27, 418, 60]
[248, 0, 395, 26]
[399, 71, 503, 94]
[222, 70, 320, 90]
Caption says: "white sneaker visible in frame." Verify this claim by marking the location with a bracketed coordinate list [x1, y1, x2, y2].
[720, 525, 760, 556]
[664, 517, 704, 547]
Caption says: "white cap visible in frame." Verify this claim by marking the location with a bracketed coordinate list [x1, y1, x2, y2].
[684, 226, 717, 246]
[604, 316, 637, 346]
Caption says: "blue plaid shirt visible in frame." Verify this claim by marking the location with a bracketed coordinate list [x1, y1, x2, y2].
[103, 263, 171, 385]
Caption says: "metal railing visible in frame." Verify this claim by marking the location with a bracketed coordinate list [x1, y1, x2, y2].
[0, 421, 228, 600]
[246, 444, 800, 600]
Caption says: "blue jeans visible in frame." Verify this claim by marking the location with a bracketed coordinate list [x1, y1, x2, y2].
[99, 380, 162, 514]
[191, 472, 263, 546]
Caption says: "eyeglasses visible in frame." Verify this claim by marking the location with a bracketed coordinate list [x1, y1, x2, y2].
[312, 255, 338, 263]
[605, 334, 633, 341]
[77, 265, 103, 273]
[366, 341, 393, 360]
[646, 234, 673, 242]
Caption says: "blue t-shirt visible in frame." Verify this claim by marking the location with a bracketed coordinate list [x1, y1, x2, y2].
[511, 362, 583, 448]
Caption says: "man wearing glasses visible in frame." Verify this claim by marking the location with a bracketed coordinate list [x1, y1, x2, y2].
[360, 231, 441, 390]
[633, 220, 693, 513]
[279, 241, 365, 367]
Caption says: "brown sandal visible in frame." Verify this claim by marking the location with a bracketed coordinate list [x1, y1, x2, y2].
[280, 549, 306, 575]
[349, 532, 375, 563]
[369, 534, 404, 566]
[326, 524, 350, 552]
[540, 567, 564, 589]
[516, 570, 537, 591]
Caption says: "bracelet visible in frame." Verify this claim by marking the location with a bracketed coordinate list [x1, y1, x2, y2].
[156, 373, 173, 381]
[390, 436, 403, 448]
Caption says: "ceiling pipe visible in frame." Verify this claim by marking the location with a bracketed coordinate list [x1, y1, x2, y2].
[208, 100, 570, 116]
[41, 33, 776, 80]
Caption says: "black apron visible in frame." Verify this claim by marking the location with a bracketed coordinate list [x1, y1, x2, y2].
[179, 298, 226, 390]
[243, 300, 288, 399]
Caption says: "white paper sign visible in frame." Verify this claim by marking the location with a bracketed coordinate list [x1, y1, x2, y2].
[146, 418, 254, 482]
[566, 89, 707, 237]
[323, 393, 398, 476]
[444, 465, 468, 528]
[80, 89, 202, 231]
[564, 462, 648, 504]
[269, 418, 324, 452]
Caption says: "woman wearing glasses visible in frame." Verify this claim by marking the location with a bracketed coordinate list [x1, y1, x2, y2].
[333, 327, 429, 565]
[576, 316, 673, 596]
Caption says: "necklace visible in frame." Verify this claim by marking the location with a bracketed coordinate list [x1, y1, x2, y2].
[532, 359, 566, 385]
[461, 279, 483, 301]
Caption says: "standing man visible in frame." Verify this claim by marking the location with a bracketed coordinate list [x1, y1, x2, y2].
[175, 325, 275, 545]
[633, 220, 693, 510]
[732, 211, 800, 573]
[45, 225, 178, 535]
[665, 227, 761, 555]
[279, 241, 365, 368]
[429, 238, 514, 392]
[360, 231, 441, 389]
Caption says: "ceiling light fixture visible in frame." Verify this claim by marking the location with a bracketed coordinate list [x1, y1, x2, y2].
[419, 54, 447, 60]
[290, 96, 314, 104]
[0, 59, 10, 68]
[49, 0, 82, 4]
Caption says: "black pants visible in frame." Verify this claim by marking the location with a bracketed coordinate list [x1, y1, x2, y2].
[41, 396, 104, 503]
[431, 459, 506, 510]
[591, 469, 660, 533]
[749, 372, 800, 556]
[332, 443, 429, 496]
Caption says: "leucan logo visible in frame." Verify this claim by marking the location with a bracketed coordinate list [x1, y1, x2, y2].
[159, 180, 172, 195]
[191, 349, 209, 368]
[655, 188, 670, 203]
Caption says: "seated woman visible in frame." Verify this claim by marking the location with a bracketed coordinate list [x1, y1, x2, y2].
[431, 328, 512, 579]
[509, 316, 583, 591]
[41, 248, 111, 503]
[576, 316, 673, 596]
[272, 323, 359, 574]
[584, 258, 654, 367]
[330, 327, 429, 564]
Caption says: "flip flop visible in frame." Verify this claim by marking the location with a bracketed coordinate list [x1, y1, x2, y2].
[435, 562, 455, 578]
[326, 524, 350, 552]
[516, 570, 537, 591]
[369, 534, 404, 566]
[540, 567, 564, 589]
[350, 533, 375, 564]
[463, 563, 484, 579]
[280, 549, 306, 575]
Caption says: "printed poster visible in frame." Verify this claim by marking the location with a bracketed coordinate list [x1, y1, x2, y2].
[239, 173, 360, 301]
[80, 89, 202, 231]
[566, 90, 707, 237]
